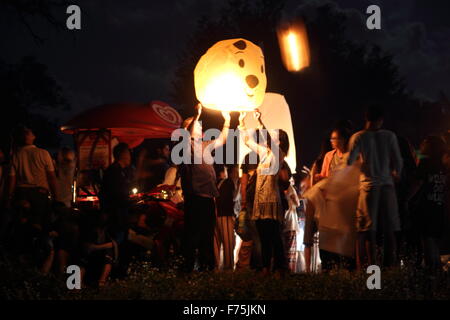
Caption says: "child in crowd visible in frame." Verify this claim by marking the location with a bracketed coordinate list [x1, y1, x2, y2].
[214, 164, 240, 271]
[80, 212, 118, 288]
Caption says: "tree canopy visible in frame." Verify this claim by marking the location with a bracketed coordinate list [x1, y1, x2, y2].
[170, 0, 414, 166]
[0, 56, 69, 153]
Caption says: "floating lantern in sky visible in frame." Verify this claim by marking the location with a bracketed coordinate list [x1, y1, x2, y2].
[194, 38, 267, 112]
[277, 21, 310, 72]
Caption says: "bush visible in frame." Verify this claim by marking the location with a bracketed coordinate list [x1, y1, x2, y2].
[1, 254, 449, 300]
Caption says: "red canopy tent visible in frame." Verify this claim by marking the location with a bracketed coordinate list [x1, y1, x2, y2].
[61, 101, 182, 205]
[61, 101, 182, 148]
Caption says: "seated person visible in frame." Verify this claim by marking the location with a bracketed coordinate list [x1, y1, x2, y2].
[80, 212, 117, 288]
[52, 203, 82, 276]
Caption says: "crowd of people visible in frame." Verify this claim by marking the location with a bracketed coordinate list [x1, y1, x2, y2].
[0, 104, 449, 288]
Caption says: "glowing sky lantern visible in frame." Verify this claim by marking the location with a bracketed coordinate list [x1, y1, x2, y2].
[194, 38, 267, 112]
[277, 21, 310, 72]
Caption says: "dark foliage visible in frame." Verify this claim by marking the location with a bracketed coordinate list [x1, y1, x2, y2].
[0, 56, 69, 154]
[0, 0, 70, 44]
[169, 0, 447, 167]
[1, 254, 449, 300]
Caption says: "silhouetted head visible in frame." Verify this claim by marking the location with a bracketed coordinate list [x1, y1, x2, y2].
[365, 105, 384, 121]
[278, 129, 290, 155]
[216, 164, 227, 180]
[113, 142, 131, 167]
[12, 125, 35, 147]
[241, 151, 259, 174]
[331, 120, 353, 152]
[255, 129, 289, 157]
[420, 135, 446, 162]
[225, 164, 239, 180]
[365, 104, 384, 128]
[156, 142, 170, 160]
[57, 147, 76, 164]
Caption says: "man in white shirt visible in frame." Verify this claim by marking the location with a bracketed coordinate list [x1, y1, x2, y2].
[8, 128, 57, 196]
[347, 106, 403, 268]
[6, 126, 57, 264]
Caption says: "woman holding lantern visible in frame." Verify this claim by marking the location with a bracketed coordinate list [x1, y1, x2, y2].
[238, 111, 289, 277]
[192, 37, 286, 274]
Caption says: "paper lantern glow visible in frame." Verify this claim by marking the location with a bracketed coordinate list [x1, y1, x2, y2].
[194, 38, 267, 112]
[277, 22, 310, 72]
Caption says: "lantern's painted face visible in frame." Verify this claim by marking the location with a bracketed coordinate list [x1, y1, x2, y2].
[194, 38, 267, 112]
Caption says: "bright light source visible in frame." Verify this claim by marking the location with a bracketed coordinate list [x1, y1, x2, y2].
[132, 188, 138, 195]
[194, 38, 267, 112]
[277, 21, 310, 72]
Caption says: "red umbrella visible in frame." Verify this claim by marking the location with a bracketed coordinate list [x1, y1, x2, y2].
[61, 101, 183, 147]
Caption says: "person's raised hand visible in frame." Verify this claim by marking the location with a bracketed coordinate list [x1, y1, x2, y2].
[239, 112, 247, 126]
[221, 111, 231, 123]
[195, 103, 202, 118]
[254, 109, 261, 122]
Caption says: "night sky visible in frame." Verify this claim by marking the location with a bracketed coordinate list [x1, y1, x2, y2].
[1, 0, 450, 163]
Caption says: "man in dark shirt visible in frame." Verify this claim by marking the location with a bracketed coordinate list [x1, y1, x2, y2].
[407, 136, 448, 270]
[148, 142, 171, 190]
[100, 143, 133, 243]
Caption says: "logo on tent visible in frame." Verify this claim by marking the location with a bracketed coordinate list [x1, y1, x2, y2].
[152, 103, 182, 125]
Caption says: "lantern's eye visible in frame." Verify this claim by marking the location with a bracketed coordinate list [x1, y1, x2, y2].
[261, 65, 264, 73]
[239, 59, 245, 68]
[233, 40, 247, 50]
